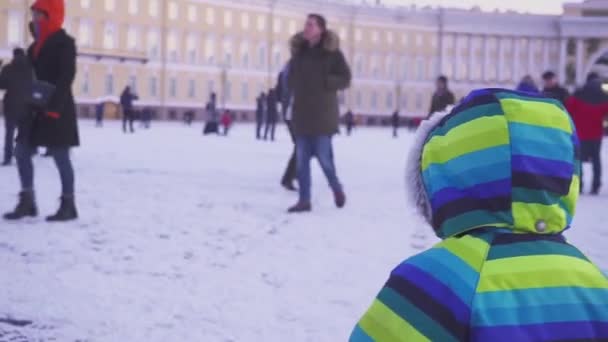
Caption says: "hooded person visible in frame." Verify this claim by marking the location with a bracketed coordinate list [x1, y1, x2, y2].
[4, 0, 79, 222]
[516, 75, 540, 94]
[428, 75, 456, 118]
[350, 89, 608, 342]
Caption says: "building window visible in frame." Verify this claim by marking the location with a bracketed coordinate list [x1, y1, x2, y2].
[149, 77, 158, 97]
[187, 34, 197, 64]
[81, 0, 91, 8]
[105, 73, 114, 95]
[386, 31, 394, 44]
[386, 92, 394, 109]
[105, 0, 116, 12]
[81, 70, 90, 95]
[7, 11, 23, 46]
[127, 26, 139, 51]
[169, 78, 177, 98]
[416, 33, 423, 48]
[355, 55, 364, 75]
[188, 4, 197, 22]
[205, 37, 215, 65]
[128, 0, 138, 15]
[224, 81, 232, 102]
[241, 82, 249, 101]
[402, 57, 408, 80]
[129, 75, 137, 92]
[207, 80, 215, 96]
[224, 10, 233, 28]
[188, 79, 196, 99]
[416, 93, 423, 111]
[289, 20, 296, 34]
[370, 55, 379, 78]
[241, 43, 249, 68]
[371, 30, 379, 43]
[273, 17, 281, 34]
[78, 19, 91, 47]
[169, 1, 179, 20]
[103, 23, 116, 49]
[149, 0, 159, 17]
[167, 32, 179, 62]
[417, 58, 425, 81]
[371, 91, 378, 109]
[223, 39, 233, 66]
[206, 8, 215, 25]
[258, 44, 266, 68]
[401, 92, 408, 110]
[273, 49, 281, 69]
[356, 90, 362, 107]
[257, 15, 266, 32]
[147, 31, 160, 59]
[355, 29, 362, 42]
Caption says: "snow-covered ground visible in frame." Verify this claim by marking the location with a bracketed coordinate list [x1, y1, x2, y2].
[0, 120, 606, 342]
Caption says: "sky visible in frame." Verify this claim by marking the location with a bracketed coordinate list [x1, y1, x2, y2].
[379, 0, 584, 14]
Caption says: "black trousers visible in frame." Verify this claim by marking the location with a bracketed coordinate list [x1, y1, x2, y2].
[281, 120, 297, 185]
[3, 117, 16, 164]
[264, 121, 276, 141]
[123, 110, 135, 133]
[581, 140, 602, 192]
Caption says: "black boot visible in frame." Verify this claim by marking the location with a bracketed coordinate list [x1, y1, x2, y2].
[46, 196, 78, 222]
[3, 191, 38, 220]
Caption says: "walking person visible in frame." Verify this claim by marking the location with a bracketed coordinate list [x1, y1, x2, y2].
[0, 48, 33, 166]
[566, 73, 608, 195]
[428, 75, 455, 118]
[516, 75, 540, 94]
[220, 109, 233, 136]
[203, 93, 220, 135]
[4, 0, 79, 222]
[255, 92, 266, 140]
[287, 14, 352, 213]
[542, 70, 569, 105]
[391, 109, 400, 138]
[120, 85, 138, 133]
[264, 89, 278, 141]
[95, 101, 104, 127]
[277, 64, 297, 191]
[344, 109, 354, 136]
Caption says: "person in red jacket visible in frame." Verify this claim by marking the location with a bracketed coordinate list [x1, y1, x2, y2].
[566, 72, 608, 195]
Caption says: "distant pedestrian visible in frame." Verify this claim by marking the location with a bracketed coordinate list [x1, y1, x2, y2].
[221, 110, 233, 136]
[95, 102, 104, 127]
[255, 92, 266, 140]
[428, 75, 455, 118]
[264, 89, 278, 141]
[120, 86, 138, 133]
[184, 110, 195, 126]
[0, 48, 33, 166]
[344, 109, 355, 136]
[4, 0, 79, 222]
[391, 109, 400, 138]
[566, 73, 608, 195]
[141, 107, 152, 129]
[287, 13, 352, 213]
[542, 71, 570, 105]
[516, 75, 540, 94]
[203, 93, 220, 135]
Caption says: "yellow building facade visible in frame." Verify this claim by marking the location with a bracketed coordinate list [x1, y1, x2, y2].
[1, 0, 608, 120]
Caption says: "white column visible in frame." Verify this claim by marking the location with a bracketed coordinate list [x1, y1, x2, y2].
[497, 37, 504, 83]
[467, 34, 475, 81]
[575, 38, 585, 85]
[558, 38, 568, 83]
[482, 35, 489, 82]
[528, 38, 535, 76]
[542, 39, 550, 73]
[513, 38, 521, 82]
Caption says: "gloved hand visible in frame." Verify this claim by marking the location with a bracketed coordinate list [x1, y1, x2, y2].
[46, 112, 60, 119]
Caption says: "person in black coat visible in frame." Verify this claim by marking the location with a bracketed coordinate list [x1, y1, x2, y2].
[255, 92, 266, 140]
[344, 109, 355, 136]
[542, 71, 570, 105]
[277, 65, 298, 191]
[428, 75, 455, 118]
[0, 48, 33, 166]
[4, 0, 79, 222]
[391, 109, 400, 138]
[120, 86, 138, 133]
[264, 89, 278, 141]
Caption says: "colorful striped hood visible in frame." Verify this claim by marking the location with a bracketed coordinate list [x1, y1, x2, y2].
[407, 88, 580, 239]
[351, 89, 608, 342]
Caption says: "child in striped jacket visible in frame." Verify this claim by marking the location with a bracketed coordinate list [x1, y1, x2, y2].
[350, 88, 608, 342]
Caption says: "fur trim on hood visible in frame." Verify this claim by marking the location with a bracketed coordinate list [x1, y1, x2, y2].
[290, 30, 340, 56]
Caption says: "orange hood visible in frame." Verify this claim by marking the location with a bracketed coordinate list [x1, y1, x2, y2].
[31, 0, 65, 56]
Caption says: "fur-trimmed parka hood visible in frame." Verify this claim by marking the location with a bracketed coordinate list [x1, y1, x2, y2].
[290, 30, 340, 56]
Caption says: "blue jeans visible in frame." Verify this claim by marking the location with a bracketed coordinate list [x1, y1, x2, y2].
[15, 142, 75, 195]
[296, 135, 342, 202]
